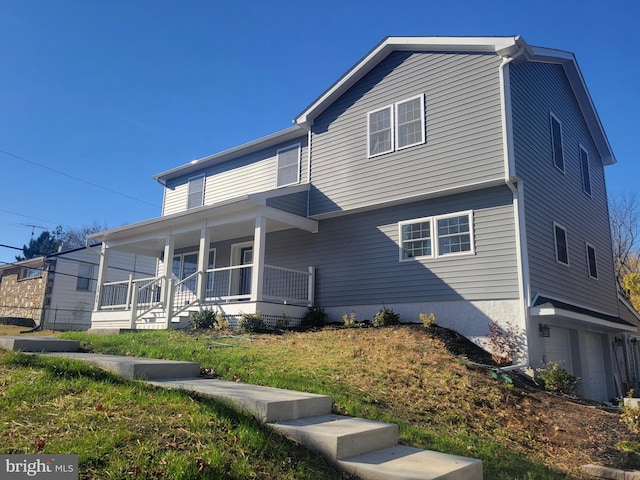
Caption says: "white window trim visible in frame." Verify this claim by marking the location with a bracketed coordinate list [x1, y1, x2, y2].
[553, 221, 570, 266]
[585, 242, 598, 280]
[187, 174, 205, 209]
[76, 262, 94, 291]
[276, 143, 301, 188]
[550, 112, 565, 174]
[367, 104, 394, 158]
[395, 94, 426, 152]
[579, 144, 592, 197]
[399, 210, 474, 262]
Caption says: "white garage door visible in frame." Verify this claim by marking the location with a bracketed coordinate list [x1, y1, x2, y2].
[584, 333, 607, 402]
[544, 326, 573, 373]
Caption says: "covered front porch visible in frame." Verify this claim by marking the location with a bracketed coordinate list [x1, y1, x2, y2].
[89, 194, 318, 330]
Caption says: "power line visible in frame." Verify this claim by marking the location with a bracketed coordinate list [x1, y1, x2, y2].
[0, 148, 158, 207]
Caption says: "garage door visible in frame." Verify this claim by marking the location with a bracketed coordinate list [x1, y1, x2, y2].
[584, 333, 607, 402]
[544, 326, 573, 373]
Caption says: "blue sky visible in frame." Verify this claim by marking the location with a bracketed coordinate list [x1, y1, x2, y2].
[0, 0, 638, 263]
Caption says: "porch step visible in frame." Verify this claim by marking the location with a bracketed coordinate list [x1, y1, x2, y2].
[338, 445, 483, 480]
[39, 352, 200, 380]
[148, 378, 332, 422]
[269, 414, 398, 460]
[0, 336, 81, 352]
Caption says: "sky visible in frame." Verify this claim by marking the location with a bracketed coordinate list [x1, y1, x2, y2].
[0, 0, 638, 265]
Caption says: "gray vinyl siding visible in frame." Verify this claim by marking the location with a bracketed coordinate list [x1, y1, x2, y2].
[510, 61, 618, 313]
[309, 51, 505, 216]
[163, 136, 308, 216]
[261, 185, 517, 306]
[266, 191, 308, 217]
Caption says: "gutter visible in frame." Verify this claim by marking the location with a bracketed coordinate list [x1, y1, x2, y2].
[498, 42, 532, 372]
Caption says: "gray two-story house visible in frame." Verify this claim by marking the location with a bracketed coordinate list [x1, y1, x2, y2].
[89, 36, 634, 401]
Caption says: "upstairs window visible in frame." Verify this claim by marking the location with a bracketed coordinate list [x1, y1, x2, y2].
[368, 94, 425, 157]
[400, 210, 473, 261]
[187, 175, 205, 209]
[276, 144, 301, 187]
[586, 243, 598, 279]
[76, 263, 93, 291]
[580, 146, 592, 196]
[554, 222, 569, 265]
[550, 113, 564, 172]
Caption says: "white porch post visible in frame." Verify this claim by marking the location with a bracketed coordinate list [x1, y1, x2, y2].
[93, 242, 110, 311]
[162, 233, 176, 320]
[250, 215, 266, 302]
[197, 222, 211, 303]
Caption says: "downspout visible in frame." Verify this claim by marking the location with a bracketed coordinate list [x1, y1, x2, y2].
[496, 42, 532, 372]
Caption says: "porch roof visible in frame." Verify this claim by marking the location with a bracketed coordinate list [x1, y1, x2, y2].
[87, 192, 318, 257]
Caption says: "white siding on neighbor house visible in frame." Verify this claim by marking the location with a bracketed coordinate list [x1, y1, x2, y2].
[510, 60, 618, 314]
[44, 248, 156, 330]
[309, 51, 505, 216]
[162, 136, 309, 216]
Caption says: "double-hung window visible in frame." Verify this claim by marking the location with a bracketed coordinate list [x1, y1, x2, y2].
[187, 175, 205, 209]
[76, 262, 93, 291]
[580, 146, 592, 196]
[20, 267, 41, 279]
[554, 222, 569, 265]
[399, 211, 473, 261]
[368, 94, 425, 157]
[585, 243, 598, 279]
[550, 113, 564, 172]
[276, 144, 301, 187]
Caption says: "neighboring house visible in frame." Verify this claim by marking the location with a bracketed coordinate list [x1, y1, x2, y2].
[88, 36, 633, 402]
[0, 246, 155, 330]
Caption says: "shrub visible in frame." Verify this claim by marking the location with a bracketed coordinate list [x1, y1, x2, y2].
[301, 307, 327, 328]
[620, 391, 640, 434]
[214, 312, 229, 331]
[343, 312, 356, 327]
[238, 312, 267, 333]
[536, 362, 579, 395]
[275, 315, 290, 330]
[373, 307, 400, 327]
[419, 313, 436, 328]
[487, 321, 521, 365]
[190, 309, 218, 329]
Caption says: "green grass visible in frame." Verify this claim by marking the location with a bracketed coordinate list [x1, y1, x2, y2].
[2, 327, 597, 478]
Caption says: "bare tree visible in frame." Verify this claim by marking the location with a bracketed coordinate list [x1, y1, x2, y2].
[61, 222, 108, 251]
[610, 193, 640, 291]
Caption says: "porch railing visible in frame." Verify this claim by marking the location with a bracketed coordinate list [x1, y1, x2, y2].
[263, 265, 313, 305]
[172, 271, 200, 317]
[100, 276, 163, 309]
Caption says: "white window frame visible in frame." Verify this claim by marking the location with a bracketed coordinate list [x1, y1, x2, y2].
[585, 242, 598, 279]
[276, 143, 301, 188]
[367, 104, 394, 157]
[579, 145, 592, 196]
[187, 174, 205, 209]
[553, 222, 569, 266]
[550, 113, 565, 173]
[395, 94, 426, 151]
[368, 94, 425, 158]
[76, 262, 94, 291]
[20, 267, 42, 280]
[399, 210, 474, 262]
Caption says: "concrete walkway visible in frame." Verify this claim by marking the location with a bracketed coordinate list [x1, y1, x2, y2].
[1, 336, 482, 480]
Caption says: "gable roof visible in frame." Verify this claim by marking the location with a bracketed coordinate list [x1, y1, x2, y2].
[295, 35, 615, 165]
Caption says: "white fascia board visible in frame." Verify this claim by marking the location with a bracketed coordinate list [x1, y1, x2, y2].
[153, 125, 307, 184]
[295, 36, 519, 126]
[528, 46, 616, 166]
[530, 305, 636, 332]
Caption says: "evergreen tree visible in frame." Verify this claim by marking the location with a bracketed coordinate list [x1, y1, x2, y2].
[15, 228, 63, 261]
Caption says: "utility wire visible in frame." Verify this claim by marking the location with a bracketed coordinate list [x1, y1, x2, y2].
[0, 148, 158, 207]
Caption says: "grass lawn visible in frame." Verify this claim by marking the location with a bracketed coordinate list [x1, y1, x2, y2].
[1, 324, 635, 478]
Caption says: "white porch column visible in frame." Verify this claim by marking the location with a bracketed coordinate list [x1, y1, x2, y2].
[162, 233, 176, 315]
[197, 222, 211, 302]
[250, 215, 266, 302]
[93, 242, 110, 311]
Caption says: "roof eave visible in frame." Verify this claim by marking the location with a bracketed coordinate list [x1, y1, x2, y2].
[153, 125, 307, 184]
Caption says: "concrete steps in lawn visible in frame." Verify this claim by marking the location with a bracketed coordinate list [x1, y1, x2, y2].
[0, 336, 483, 479]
